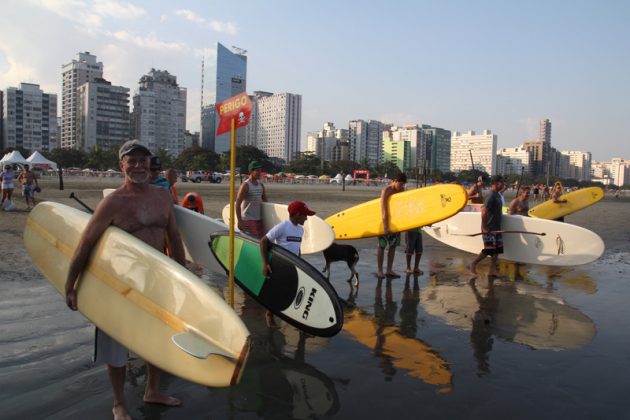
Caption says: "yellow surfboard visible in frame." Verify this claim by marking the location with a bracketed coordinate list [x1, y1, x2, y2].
[325, 184, 468, 240]
[528, 187, 604, 219]
[24, 201, 251, 387]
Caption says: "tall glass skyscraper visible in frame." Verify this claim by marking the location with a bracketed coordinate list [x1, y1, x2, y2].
[201, 43, 247, 153]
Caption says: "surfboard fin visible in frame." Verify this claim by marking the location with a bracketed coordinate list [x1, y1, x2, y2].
[172, 332, 234, 360]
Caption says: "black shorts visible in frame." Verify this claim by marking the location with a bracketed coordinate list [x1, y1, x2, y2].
[482, 233, 503, 256]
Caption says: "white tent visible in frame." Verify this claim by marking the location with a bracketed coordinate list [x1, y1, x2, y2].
[27, 151, 58, 171]
[0, 150, 28, 166]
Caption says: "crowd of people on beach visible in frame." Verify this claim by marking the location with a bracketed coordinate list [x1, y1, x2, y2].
[11, 138, 616, 419]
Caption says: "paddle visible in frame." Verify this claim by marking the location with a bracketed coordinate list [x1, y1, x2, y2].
[450, 230, 546, 237]
[69, 192, 94, 213]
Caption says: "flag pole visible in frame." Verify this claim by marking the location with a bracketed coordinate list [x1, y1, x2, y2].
[228, 118, 236, 308]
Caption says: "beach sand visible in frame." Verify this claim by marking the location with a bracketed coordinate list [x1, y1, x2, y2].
[2, 176, 629, 419]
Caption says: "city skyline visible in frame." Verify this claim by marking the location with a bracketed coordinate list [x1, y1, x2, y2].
[1, 1, 628, 160]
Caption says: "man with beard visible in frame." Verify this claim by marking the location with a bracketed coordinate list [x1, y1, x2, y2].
[65, 140, 185, 420]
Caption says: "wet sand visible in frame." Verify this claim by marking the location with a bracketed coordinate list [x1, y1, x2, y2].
[1, 177, 629, 419]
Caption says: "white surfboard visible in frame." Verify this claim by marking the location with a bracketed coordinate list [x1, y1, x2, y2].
[423, 212, 604, 266]
[222, 202, 335, 254]
[24, 202, 251, 387]
[104, 188, 227, 274]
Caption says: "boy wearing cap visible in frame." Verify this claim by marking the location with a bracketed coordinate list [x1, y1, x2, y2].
[259, 201, 315, 326]
[470, 175, 505, 277]
[236, 161, 267, 238]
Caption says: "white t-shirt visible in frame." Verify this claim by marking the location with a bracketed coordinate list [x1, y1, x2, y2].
[265, 220, 303, 256]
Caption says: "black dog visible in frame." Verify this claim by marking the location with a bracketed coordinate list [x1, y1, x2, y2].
[322, 243, 359, 286]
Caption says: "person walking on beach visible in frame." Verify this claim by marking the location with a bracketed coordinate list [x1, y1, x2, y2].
[260, 200, 315, 326]
[470, 175, 505, 277]
[236, 161, 267, 238]
[17, 164, 39, 209]
[467, 176, 484, 204]
[65, 140, 185, 420]
[532, 184, 540, 204]
[508, 187, 531, 216]
[377, 173, 407, 278]
[1, 164, 15, 210]
[404, 227, 423, 275]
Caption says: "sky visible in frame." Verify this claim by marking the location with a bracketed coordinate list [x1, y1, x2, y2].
[1, 0, 628, 160]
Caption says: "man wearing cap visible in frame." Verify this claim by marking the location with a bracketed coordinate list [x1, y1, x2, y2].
[65, 139, 185, 419]
[236, 161, 267, 238]
[149, 156, 170, 189]
[470, 175, 505, 277]
[259, 200, 315, 326]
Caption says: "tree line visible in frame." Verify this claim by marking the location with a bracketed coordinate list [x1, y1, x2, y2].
[0, 145, 617, 187]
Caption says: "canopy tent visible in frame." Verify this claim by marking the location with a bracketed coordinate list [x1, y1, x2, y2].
[0, 150, 28, 167]
[27, 151, 58, 171]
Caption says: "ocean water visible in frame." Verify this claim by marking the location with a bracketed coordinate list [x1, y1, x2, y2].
[1, 199, 629, 419]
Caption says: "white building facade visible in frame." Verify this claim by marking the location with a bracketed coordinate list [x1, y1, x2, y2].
[77, 78, 129, 151]
[450, 130, 498, 175]
[3, 83, 57, 152]
[561, 150, 592, 181]
[61, 52, 103, 149]
[496, 146, 533, 176]
[248, 92, 301, 162]
[133, 69, 187, 157]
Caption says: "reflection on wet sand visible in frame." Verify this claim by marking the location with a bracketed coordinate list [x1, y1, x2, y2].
[343, 277, 453, 393]
[227, 293, 341, 419]
[421, 275, 596, 364]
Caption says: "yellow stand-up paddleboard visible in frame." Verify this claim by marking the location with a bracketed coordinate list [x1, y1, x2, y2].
[325, 184, 468, 240]
[24, 202, 251, 387]
[528, 187, 604, 219]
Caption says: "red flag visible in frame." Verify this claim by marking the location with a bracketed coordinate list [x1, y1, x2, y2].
[215, 92, 252, 136]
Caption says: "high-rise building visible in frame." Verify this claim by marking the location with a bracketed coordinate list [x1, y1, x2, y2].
[201, 43, 247, 153]
[349, 120, 383, 167]
[388, 125, 426, 172]
[450, 130, 498, 175]
[382, 133, 412, 172]
[306, 122, 349, 162]
[561, 150, 592, 181]
[61, 52, 103, 149]
[421, 125, 451, 173]
[496, 146, 533, 176]
[133, 69, 187, 157]
[540, 118, 552, 143]
[76, 78, 129, 151]
[3, 83, 58, 152]
[247, 91, 301, 162]
[0, 90, 4, 149]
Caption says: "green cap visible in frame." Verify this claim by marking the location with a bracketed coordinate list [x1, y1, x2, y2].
[248, 161, 262, 172]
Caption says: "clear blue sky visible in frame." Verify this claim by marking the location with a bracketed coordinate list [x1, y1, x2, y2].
[1, 0, 628, 160]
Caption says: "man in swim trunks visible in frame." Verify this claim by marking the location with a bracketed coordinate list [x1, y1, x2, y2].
[236, 161, 268, 238]
[17, 164, 39, 209]
[508, 186, 531, 216]
[377, 173, 407, 278]
[470, 175, 505, 277]
[65, 139, 185, 420]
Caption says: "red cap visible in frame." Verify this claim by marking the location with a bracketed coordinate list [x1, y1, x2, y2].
[288, 201, 315, 216]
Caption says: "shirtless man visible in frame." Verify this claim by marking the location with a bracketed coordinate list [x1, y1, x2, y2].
[17, 164, 39, 209]
[377, 173, 407, 278]
[508, 187, 531, 216]
[65, 140, 185, 420]
[467, 176, 484, 204]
